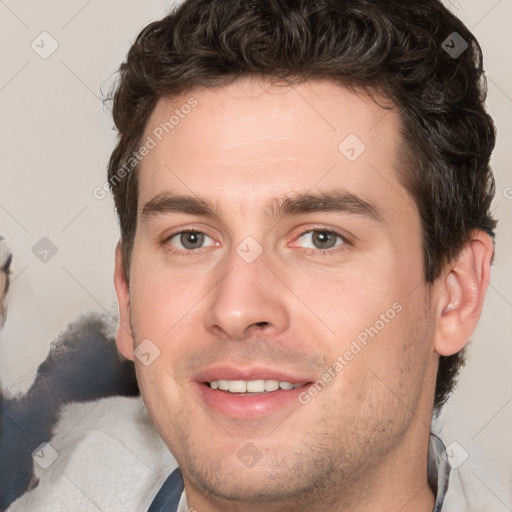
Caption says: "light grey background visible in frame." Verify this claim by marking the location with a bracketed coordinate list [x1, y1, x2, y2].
[0, 0, 510, 506]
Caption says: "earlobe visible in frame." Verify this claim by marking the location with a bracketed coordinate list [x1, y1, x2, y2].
[114, 241, 135, 361]
[434, 230, 494, 357]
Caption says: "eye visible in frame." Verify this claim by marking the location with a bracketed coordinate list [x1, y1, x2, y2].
[295, 229, 346, 252]
[167, 230, 216, 251]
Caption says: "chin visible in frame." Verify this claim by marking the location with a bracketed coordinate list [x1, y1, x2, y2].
[189, 466, 312, 504]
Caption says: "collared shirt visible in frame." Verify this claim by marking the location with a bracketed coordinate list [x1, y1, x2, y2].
[148, 434, 453, 512]
[176, 491, 189, 512]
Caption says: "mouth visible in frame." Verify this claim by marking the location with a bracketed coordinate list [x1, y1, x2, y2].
[206, 379, 305, 394]
[193, 368, 313, 419]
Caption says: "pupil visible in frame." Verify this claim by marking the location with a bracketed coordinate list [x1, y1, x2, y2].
[313, 231, 335, 249]
[181, 232, 204, 249]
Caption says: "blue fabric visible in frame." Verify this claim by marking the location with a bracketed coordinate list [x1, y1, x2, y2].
[146, 468, 184, 512]
[147, 434, 451, 511]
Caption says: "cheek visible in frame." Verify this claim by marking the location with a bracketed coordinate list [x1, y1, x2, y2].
[289, 255, 430, 390]
[319, 299, 434, 438]
[287, 259, 413, 344]
[135, 362, 186, 449]
[128, 256, 205, 340]
[355, 293, 435, 410]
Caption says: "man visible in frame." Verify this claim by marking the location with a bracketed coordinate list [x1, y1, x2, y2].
[108, 0, 496, 510]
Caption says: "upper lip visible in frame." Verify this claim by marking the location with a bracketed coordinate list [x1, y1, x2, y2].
[192, 365, 313, 384]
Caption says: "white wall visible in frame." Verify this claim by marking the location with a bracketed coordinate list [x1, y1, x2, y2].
[0, 0, 510, 506]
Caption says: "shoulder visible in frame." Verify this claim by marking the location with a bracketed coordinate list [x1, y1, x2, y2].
[7, 396, 178, 512]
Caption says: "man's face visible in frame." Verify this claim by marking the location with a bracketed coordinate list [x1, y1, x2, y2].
[116, 79, 440, 505]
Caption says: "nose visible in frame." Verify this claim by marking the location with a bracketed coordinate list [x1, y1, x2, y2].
[203, 247, 290, 341]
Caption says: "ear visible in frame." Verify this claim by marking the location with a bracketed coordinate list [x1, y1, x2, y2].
[114, 241, 135, 361]
[434, 230, 494, 356]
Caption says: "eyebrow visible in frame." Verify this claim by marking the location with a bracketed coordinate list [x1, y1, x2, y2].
[141, 190, 383, 223]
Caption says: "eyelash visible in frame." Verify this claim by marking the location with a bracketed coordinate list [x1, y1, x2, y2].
[163, 228, 351, 256]
[294, 228, 350, 255]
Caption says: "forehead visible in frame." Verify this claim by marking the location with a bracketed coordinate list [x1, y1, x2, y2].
[138, 78, 413, 222]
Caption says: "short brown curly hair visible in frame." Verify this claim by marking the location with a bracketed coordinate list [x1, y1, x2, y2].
[107, 0, 497, 412]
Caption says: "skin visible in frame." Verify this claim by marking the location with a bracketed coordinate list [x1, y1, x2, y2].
[114, 79, 493, 511]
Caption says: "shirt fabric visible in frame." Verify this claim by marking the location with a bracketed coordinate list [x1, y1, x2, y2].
[147, 434, 452, 512]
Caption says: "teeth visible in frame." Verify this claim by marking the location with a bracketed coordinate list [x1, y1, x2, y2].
[265, 380, 280, 392]
[247, 380, 265, 392]
[208, 379, 301, 393]
[228, 380, 246, 393]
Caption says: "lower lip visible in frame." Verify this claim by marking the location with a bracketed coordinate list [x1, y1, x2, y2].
[195, 382, 310, 419]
